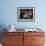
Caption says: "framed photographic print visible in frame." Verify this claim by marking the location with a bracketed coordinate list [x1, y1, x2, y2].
[17, 7, 35, 22]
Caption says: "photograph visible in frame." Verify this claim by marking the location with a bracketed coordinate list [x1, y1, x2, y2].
[17, 7, 35, 22]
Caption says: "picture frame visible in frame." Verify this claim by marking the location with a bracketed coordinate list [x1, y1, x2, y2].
[17, 7, 35, 22]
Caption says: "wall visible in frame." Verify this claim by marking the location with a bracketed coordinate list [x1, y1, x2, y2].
[0, 0, 46, 44]
[0, 0, 46, 30]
